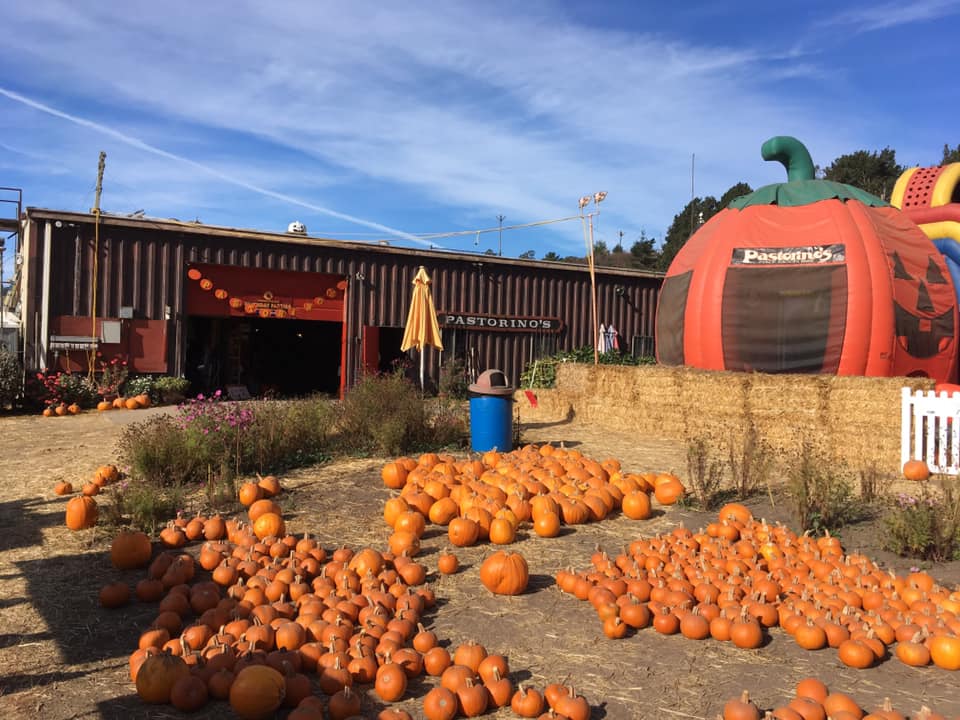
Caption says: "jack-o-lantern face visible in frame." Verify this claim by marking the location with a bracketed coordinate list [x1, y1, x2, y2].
[890, 251, 955, 358]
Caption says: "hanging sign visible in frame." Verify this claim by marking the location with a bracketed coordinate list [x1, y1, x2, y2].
[185, 263, 346, 321]
[439, 312, 563, 333]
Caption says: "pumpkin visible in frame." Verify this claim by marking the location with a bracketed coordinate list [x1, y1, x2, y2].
[621, 490, 652, 519]
[479, 550, 529, 595]
[374, 660, 407, 702]
[327, 686, 361, 720]
[170, 675, 208, 712]
[653, 477, 685, 505]
[512, 684, 546, 717]
[125, 397, 141, 410]
[111, 530, 153, 569]
[248, 498, 282, 522]
[381, 462, 408, 489]
[238, 482, 262, 506]
[448, 517, 480, 547]
[723, 690, 761, 720]
[929, 634, 960, 670]
[423, 686, 459, 720]
[437, 551, 459, 574]
[488, 516, 516, 545]
[229, 665, 286, 719]
[903, 459, 931, 481]
[65, 495, 98, 530]
[42, 407, 53, 417]
[457, 678, 488, 717]
[96, 400, 112, 411]
[67, 403, 81, 415]
[253, 512, 285, 540]
[113, 396, 126, 408]
[99, 581, 130, 608]
[257, 474, 281, 497]
[657, 135, 958, 382]
[54, 403, 67, 416]
[135, 393, 151, 407]
[54, 480, 73, 496]
[136, 651, 190, 703]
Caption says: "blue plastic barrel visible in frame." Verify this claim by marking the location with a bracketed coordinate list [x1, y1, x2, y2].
[469, 395, 513, 452]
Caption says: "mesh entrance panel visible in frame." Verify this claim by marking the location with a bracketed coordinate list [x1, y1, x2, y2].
[656, 271, 693, 365]
[721, 266, 848, 373]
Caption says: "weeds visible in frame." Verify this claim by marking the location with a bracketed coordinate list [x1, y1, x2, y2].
[785, 442, 862, 534]
[727, 418, 773, 500]
[883, 478, 960, 561]
[858, 463, 891, 504]
[101, 478, 188, 534]
[685, 437, 725, 509]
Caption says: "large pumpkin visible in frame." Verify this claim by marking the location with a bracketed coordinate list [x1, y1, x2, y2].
[656, 136, 958, 383]
[65, 495, 98, 530]
[111, 530, 153, 569]
[479, 550, 529, 595]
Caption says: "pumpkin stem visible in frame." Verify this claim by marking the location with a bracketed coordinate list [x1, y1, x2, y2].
[761, 136, 816, 182]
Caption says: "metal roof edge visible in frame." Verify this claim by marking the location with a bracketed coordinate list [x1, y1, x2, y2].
[23, 207, 664, 279]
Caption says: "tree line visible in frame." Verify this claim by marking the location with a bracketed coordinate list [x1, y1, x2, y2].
[522, 143, 960, 272]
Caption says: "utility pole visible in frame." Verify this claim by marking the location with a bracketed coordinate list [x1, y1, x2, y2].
[497, 214, 505, 257]
[618, 230, 625, 251]
[89, 152, 106, 377]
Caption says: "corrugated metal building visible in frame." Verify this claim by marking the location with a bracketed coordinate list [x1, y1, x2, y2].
[18, 208, 663, 395]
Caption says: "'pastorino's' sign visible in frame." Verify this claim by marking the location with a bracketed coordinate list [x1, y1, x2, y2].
[439, 312, 563, 333]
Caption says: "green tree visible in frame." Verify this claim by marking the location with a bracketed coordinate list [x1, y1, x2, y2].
[542, 251, 562, 262]
[629, 231, 660, 271]
[518, 250, 535, 260]
[719, 182, 753, 207]
[943, 144, 960, 164]
[657, 196, 720, 271]
[821, 148, 903, 200]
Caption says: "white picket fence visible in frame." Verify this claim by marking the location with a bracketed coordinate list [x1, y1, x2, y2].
[901, 387, 960, 475]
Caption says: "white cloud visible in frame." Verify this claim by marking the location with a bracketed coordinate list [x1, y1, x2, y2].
[819, 0, 960, 32]
[0, 1, 908, 255]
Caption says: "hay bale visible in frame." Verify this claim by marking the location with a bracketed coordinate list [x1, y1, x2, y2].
[512, 389, 572, 424]
[549, 363, 936, 473]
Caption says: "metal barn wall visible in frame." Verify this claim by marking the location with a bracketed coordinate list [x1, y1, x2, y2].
[24, 211, 662, 388]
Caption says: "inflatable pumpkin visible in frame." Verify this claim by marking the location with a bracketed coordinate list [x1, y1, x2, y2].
[656, 136, 958, 382]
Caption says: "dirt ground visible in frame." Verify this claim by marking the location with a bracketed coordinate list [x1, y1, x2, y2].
[0, 406, 958, 719]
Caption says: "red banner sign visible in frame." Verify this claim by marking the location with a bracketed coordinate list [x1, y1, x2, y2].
[185, 263, 346, 321]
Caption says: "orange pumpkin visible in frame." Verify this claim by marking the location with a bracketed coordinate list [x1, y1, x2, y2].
[253, 512, 285, 540]
[136, 652, 190, 704]
[229, 665, 285, 719]
[65, 495, 98, 530]
[479, 550, 529, 595]
[111, 530, 153, 569]
[902, 459, 931, 481]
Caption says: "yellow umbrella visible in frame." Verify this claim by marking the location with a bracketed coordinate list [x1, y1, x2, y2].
[400, 266, 444, 389]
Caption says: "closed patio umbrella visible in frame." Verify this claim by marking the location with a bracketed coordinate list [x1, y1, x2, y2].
[400, 266, 444, 390]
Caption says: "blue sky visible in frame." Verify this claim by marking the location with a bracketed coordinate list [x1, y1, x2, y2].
[1, 0, 958, 276]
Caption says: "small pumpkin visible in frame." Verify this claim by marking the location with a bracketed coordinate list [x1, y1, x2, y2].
[253, 512, 285, 540]
[99, 582, 130, 608]
[423, 686, 458, 720]
[437, 551, 459, 574]
[479, 550, 529, 595]
[723, 690, 761, 720]
[374, 660, 407, 702]
[125, 397, 141, 410]
[170, 675, 208, 712]
[54, 480, 73, 496]
[238, 481, 262, 506]
[903, 459, 931, 481]
[257, 474, 281, 497]
[65, 495, 98, 530]
[96, 400, 112, 411]
[621, 490, 652, 520]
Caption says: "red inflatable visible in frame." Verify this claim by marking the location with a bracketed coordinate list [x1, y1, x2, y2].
[656, 136, 958, 382]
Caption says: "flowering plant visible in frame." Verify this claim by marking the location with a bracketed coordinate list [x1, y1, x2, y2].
[96, 352, 129, 396]
[34, 370, 99, 407]
[176, 391, 257, 478]
[883, 480, 960, 560]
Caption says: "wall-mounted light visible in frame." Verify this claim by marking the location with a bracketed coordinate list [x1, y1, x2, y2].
[614, 285, 626, 297]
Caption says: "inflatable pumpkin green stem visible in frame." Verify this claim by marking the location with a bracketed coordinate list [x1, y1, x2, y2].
[761, 136, 816, 182]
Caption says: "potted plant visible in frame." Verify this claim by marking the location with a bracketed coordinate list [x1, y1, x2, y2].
[153, 376, 191, 405]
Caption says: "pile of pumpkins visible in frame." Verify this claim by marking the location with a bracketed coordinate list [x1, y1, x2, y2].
[719, 677, 959, 720]
[60, 464, 121, 530]
[555, 502, 960, 671]
[97, 393, 153, 411]
[103, 472, 595, 718]
[380, 445, 685, 553]
[41, 402, 82, 417]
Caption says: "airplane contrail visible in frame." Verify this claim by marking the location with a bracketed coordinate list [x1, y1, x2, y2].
[0, 87, 437, 247]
